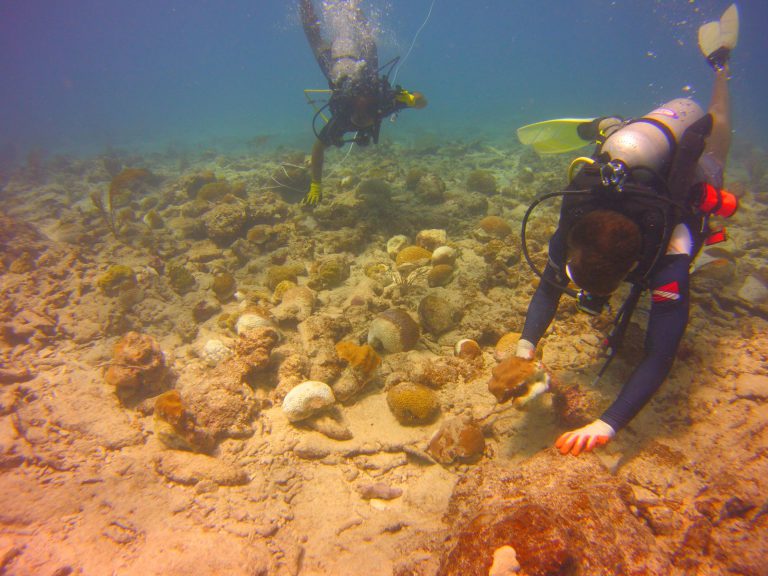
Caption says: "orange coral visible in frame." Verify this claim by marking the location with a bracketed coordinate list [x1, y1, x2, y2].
[155, 389, 185, 426]
[488, 356, 538, 403]
[336, 341, 381, 379]
[153, 390, 213, 453]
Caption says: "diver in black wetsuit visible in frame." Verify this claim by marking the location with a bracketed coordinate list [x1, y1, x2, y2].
[514, 4, 739, 456]
[299, 0, 426, 204]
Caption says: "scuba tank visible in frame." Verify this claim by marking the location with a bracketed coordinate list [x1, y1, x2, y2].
[600, 98, 705, 177]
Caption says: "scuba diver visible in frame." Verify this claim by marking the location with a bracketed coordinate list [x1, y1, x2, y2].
[299, 0, 427, 205]
[512, 4, 740, 456]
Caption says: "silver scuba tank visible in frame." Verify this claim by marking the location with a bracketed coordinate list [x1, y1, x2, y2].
[600, 98, 705, 173]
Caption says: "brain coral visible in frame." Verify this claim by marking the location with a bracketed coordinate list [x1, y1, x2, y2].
[387, 381, 439, 425]
[282, 380, 336, 422]
[395, 245, 432, 267]
[367, 309, 420, 353]
[478, 216, 512, 239]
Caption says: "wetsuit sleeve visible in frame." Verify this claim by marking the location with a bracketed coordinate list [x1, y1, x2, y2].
[520, 228, 569, 346]
[600, 253, 691, 431]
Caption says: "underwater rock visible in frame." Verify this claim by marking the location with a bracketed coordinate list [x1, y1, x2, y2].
[181, 170, 217, 198]
[265, 262, 305, 291]
[488, 546, 520, 576]
[427, 264, 454, 288]
[96, 264, 137, 296]
[415, 229, 447, 252]
[427, 417, 485, 465]
[415, 173, 446, 204]
[229, 326, 281, 380]
[466, 169, 498, 195]
[475, 216, 512, 241]
[430, 453, 671, 575]
[356, 178, 392, 204]
[297, 314, 351, 383]
[307, 255, 350, 290]
[153, 390, 214, 453]
[488, 356, 549, 404]
[166, 263, 197, 295]
[282, 380, 336, 423]
[203, 204, 248, 246]
[272, 286, 316, 323]
[155, 451, 249, 487]
[418, 294, 462, 335]
[304, 412, 353, 441]
[104, 331, 168, 402]
[191, 296, 221, 323]
[368, 309, 421, 353]
[431, 245, 458, 267]
[272, 279, 298, 303]
[270, 162, 310, 204]
[386, 382, 439, 425]
[211, 272, 236, 302]
[358, 482, 403, 500]
[737, 274, 768, 304]
[552, 381, 602, 428]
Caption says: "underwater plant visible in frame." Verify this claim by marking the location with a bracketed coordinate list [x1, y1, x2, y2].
[90, 167, 152, 238]
[388, 263, 429, 295]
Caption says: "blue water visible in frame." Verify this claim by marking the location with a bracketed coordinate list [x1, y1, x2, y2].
[1, 1, 766, 158]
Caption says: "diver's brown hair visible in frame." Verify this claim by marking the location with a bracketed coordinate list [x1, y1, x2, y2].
[566, 210, 641, 296]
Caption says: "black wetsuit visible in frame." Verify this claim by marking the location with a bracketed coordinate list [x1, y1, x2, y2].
[520, 159, 720, 431]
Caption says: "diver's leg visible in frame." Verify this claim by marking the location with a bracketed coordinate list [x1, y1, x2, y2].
[300, 0, 332, 78]
[705, 66, 731, 165]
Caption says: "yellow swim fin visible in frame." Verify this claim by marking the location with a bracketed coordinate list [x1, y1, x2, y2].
[516, 118, 596, 154]
[698, 4, 739, 63]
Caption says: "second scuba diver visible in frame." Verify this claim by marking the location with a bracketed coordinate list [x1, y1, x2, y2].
[299, 0, 427, 205]
[512, 4, 740, 456]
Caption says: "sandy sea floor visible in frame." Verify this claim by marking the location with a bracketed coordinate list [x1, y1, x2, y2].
[1, 137, 767, 575]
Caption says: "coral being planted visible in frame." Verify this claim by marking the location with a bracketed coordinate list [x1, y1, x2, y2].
[488, 356, 549, 404]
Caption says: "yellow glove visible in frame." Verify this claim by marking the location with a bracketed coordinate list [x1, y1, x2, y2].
[395, 90, 427, 109]
[303, 181, 322, 205]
